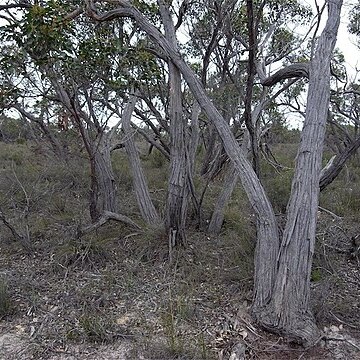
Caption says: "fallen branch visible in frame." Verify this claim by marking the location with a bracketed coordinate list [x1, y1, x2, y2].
[318, 206, 342, 220]
[0, 208, 32, 252]
[78, 211, 141, 237]
[329, 311, 359, 330]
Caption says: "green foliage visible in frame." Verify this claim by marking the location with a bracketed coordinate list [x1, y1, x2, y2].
[19, 1, 75, 64]
[112, 152, 133, 192]
[147, 148, 167, 169]
[260, 136, 297, 214]
[264, 169, 293, 213]
[320, 156, 360, 217]
[78, 312, 115, 343]
[0, 122, 28, 146]
[310, 268, 322, 282]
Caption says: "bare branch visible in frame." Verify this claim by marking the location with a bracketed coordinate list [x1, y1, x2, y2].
[0, 2, 31, 10]
[261, 63, 309, 87]
[78, 211, 141, 237]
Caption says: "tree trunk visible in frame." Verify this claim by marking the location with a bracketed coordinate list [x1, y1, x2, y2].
[90, 146, 117, 221]
[208, 163, 238, 234]
[160, 1, 189, 247]
[253, 0, 342, 345]
[122, 95, 160, 224]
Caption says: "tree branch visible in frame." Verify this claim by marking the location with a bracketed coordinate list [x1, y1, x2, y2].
[261, 63, 309, 87]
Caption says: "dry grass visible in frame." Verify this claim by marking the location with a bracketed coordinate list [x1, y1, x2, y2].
[0, 142, 359, 359]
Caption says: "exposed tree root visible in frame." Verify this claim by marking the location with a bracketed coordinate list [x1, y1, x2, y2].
[253, 306, 321, 347]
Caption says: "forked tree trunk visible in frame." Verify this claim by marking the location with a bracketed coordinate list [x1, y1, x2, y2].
[122, 95, 160, 225]
[90, 0, 278, 320]
[47, 73, 118, 222]
[252, 0, 342, 345]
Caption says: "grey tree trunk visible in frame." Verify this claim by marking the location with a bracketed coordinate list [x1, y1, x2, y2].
[48, 73, 118, 222]
[122, 95, 160, 225]
[207, 163, 238, 234]
[91, 145, 117, 220]
[320, 133, 360, 190]
[160, 1, 189, 247]
[252, 0, 343, 345]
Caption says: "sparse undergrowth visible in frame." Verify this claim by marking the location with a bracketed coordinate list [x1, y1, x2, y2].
[0, 142, 359, 359]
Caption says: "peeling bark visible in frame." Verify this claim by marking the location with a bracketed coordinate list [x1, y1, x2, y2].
[159, 1, 189, 247]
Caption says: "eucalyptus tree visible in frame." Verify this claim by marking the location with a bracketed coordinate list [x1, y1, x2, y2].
[183, 0, 313, 232]
[84, 0, 343, 344]
[0, 1, 162, 225]
[1, 0, 346, 345]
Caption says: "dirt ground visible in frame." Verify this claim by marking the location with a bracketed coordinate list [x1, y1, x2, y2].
[0, 214, 359, 360]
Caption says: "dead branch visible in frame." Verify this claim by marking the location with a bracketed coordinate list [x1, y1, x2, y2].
[78, 211, 141, 237]
[0, 208, 32, 252]
[261, 63, 309, 87]
[318, 206, 342, 220]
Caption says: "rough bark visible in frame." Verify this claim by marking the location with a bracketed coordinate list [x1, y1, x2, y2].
[48, 73, 118, 221]
[160, 1, 189, 247]
[122, 95, 160, 224]
[261, 63, 309, 87]
[253, 0, 343, 345]
[187, 102, 201, 219]
[244, 0, 260, 176]
[91, 146, 117, 219]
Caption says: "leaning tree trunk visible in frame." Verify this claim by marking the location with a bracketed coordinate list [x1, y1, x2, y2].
[160, 1, 189, 247]
[320, 133, 360, 190]
[122, 94, 160, 225]
[252, 0, 343, 345]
